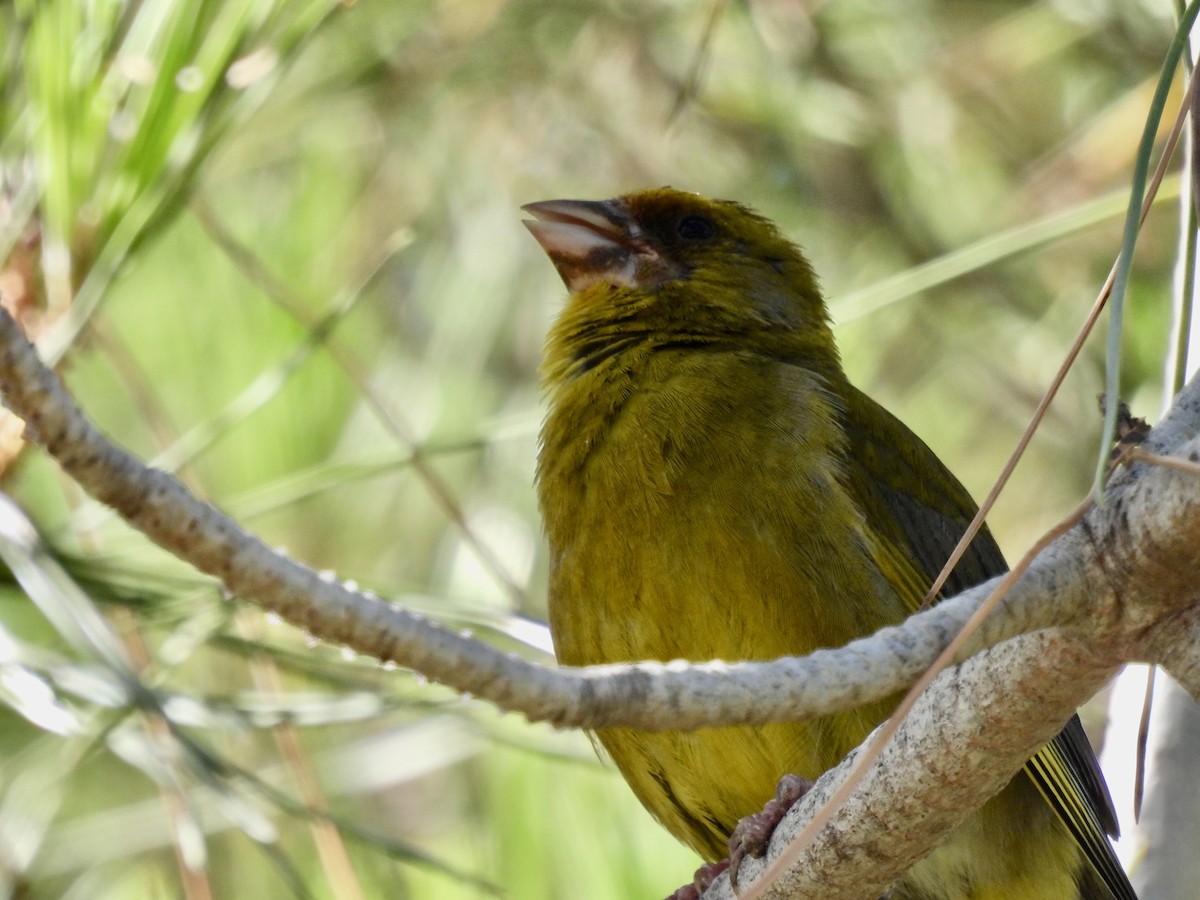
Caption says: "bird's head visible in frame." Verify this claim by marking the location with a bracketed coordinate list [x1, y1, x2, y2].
[523, 188, 832, 352]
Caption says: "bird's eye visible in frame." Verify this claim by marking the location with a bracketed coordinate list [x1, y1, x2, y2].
[676, 215, 716, 241]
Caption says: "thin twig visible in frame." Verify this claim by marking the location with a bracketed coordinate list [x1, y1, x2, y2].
[918, 56, 1200, 613]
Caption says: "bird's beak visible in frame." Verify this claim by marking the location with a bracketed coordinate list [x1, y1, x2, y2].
[522, 199, 648, 293]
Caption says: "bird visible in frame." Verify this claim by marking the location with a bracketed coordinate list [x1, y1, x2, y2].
[523, 187, 1136, 899]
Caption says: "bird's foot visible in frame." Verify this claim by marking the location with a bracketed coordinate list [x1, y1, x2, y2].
[728, 773, 813, 893]
[665, 860, 729, 900]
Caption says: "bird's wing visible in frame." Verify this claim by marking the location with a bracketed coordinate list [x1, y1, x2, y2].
[840, 384, 1134, 900]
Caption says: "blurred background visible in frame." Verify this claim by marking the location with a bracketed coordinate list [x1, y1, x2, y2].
[0, 0, 1190, 897]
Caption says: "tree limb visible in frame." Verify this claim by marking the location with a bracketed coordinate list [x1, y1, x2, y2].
[0, 305, 1063, 730]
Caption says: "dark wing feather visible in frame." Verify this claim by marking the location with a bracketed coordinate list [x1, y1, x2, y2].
[840, 384, 1134, 900]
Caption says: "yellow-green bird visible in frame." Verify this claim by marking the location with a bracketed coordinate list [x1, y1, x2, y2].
[524, 188, 1135, 900]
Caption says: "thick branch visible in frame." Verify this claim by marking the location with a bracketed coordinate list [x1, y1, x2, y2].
[1153, 606, 1200, 697]
[708, 629, 1117, 899]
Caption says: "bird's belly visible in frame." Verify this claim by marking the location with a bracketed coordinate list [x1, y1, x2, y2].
[549, 504, 900, 860]
[595, 715, 878, 861]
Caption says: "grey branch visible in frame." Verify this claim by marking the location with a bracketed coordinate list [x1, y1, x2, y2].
[0, 305, 1059, 730]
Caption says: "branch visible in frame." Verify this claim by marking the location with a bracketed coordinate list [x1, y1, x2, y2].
[711, 629, 1116, 899]
[0, 305, 1048, 730]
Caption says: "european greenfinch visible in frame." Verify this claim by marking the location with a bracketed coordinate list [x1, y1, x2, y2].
[524, 188, 1135, 899]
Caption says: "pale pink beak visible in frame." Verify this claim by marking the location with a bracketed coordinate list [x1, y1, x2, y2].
[523, 198, 650, 292]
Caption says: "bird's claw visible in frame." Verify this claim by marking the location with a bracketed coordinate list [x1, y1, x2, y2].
[728, 773, 813, 893]
[665, 860, 730, 900]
